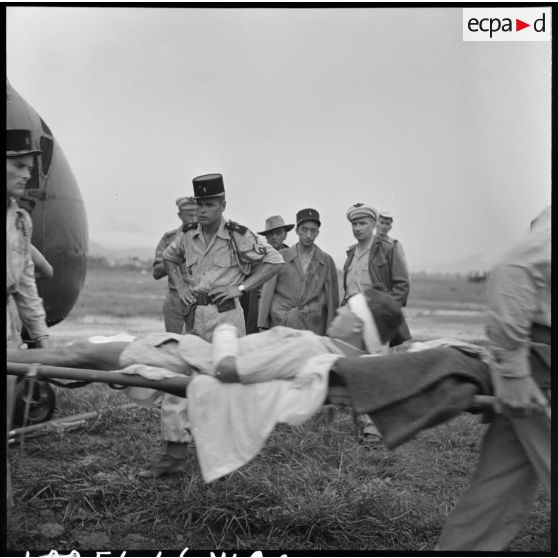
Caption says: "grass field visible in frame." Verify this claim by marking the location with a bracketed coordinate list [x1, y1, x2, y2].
[6, 267, 550, 553]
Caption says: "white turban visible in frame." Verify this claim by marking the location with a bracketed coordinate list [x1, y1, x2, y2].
[347, 292, 383, 353]
[346, 203, 378, 222]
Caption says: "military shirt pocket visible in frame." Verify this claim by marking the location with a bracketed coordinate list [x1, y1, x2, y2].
[212, 252, 235, 269]
[184, 253, 199, 271]
[371, 250, 388, 269]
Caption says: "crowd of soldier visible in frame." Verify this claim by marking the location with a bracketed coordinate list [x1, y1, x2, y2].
[152, 175, 411, 445]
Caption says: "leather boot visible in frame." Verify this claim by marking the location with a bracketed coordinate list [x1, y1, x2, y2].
[138, 442, 189, 479]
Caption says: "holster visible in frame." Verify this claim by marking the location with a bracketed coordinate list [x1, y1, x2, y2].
[216, 298, 236, 313]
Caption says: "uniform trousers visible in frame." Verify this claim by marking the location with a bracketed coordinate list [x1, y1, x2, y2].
[436, 405, 550, 550]
[6, 375, 16, 509]
[160, 300, 246, 443]
[163, 291, 194, 334]
[7, 298, 21, 508]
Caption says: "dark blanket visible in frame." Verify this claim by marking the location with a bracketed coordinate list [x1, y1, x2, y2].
[332, 347, 492, 449]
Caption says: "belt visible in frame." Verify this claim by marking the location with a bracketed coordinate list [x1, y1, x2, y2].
[194, 292, 236, 313]
[195, 292, 212, 306]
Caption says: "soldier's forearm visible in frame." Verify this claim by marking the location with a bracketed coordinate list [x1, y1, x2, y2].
[153, 263, 167, 280]
[243, 262, 282, 292]
[389, 279, 410, 305]
[7, 341, 130, 371]
[163, 260, 183, 286]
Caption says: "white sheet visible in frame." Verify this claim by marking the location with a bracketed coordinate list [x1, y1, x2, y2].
[187, 353, 340, 483]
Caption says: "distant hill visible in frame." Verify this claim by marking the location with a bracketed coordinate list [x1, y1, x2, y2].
[89, 240, 497, 275]
[413, 251, 498, 274]
[89, 240, 154, 261]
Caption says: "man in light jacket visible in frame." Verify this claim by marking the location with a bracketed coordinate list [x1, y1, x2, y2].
[436, 206, 550, 551]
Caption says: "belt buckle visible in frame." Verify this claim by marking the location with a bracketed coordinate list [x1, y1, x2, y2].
[197, 292, 209, 306]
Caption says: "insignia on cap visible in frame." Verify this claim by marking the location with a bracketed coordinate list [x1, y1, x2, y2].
[346, 203, 378, 222]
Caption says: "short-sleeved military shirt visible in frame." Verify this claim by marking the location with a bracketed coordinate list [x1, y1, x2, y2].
[163, 218, 283, 292]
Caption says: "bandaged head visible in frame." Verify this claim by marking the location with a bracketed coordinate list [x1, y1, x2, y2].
[347, 287, 404, 351]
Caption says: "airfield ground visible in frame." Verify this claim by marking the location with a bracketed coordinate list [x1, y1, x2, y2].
[6, 268, 549, 553]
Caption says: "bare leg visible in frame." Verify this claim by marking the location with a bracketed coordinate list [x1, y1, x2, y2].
[6, 341, 130, 371]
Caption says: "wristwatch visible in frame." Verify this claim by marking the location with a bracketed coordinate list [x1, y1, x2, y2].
[238, 284, 246, 293]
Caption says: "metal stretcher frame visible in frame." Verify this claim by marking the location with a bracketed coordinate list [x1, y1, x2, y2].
[6, 361, 496, 412]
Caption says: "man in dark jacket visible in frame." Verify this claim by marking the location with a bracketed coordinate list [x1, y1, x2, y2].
[258, 209, 339, 335]
[342, 202, 411, 444]
[343, 203, 411, 346]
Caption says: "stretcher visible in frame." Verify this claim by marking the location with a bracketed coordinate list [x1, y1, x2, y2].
[7, 359, 496, 422]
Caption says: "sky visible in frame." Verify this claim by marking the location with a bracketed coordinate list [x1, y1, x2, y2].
[6, 6, 551, 270]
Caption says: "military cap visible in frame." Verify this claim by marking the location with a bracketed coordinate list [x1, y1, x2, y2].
[346, 203, 378, 222]
[176, 196, 196, 209]
[378, 211, 394, 222]
[192, 173, 225, 199]
[296, 208, 321, 227]
[258, 215, 295, 235]
[6, 129, 41, 158]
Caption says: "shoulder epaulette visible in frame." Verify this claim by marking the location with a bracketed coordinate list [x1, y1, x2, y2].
[225, 220, 248, 235]
[181, 222, 199, 233]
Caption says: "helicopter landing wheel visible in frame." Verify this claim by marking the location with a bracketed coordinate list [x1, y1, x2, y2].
[12, 378, 57, 428]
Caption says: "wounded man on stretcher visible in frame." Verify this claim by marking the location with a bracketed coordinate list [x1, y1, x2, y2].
[7, 287, 492, 482]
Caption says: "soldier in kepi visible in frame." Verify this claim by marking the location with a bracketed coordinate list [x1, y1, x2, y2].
[153, 196, 198, 334]
[6, 129, 51, 507]
[143, 173, 284, 478]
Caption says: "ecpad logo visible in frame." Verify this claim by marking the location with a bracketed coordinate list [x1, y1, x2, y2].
[463, 8, 551, 42]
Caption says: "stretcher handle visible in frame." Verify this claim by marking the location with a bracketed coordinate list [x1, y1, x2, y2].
[6, 362, 499, 412]
[468, 394, 496, 412]
[6, 362, 190, 398]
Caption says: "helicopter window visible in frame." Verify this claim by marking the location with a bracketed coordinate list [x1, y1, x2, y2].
[40, 136, 54, 175]
[40, 118, 52, 136]
[26, 161, 40, 191]
[19, 161, 40, 212]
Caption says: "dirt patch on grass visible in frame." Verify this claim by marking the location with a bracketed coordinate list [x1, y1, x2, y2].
[49, 316, 164, 343]
[49, 309, 486, 346]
